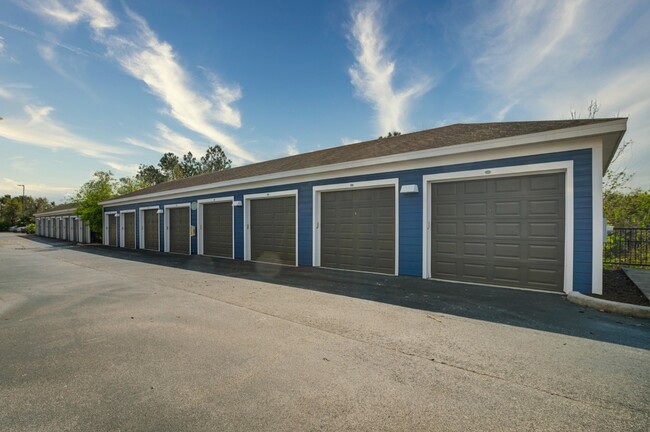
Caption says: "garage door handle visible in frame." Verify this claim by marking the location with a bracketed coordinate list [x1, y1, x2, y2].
[316, 222, 319, 229]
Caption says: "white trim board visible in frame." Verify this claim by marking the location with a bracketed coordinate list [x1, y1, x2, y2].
[197, 196, 235, 258]
[104, 211, 117, 246]
[243, 189, 298, 266]
[312, 178, 400, 276]
[163, 203, 192, 255]
[422, 161, 574, 294]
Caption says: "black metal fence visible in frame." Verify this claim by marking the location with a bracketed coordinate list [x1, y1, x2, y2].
[603, 228, 650, 268]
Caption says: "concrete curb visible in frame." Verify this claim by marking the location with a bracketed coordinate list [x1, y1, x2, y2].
[567, 292, 650, 319]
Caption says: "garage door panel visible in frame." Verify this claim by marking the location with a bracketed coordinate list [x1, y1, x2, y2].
[463, 223, 487, 236]
[495, 178, 522, 193]
[431, 173, 565, 291]
[250, 196, 296, 265]
[321, 186, 395, 275]
[529, 222, 561, 238]
[495, 222, 521, 237]
[435, 203, 457, 217]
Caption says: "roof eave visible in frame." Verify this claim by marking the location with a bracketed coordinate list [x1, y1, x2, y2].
[101, 119, 627, 206]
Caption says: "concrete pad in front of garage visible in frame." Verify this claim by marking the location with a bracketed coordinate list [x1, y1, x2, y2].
[1, 233, 649, 431]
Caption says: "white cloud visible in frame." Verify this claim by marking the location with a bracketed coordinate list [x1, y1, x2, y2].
[0, 176, 75, 199]
[97, 7, 253, 162]
[463, 0, 650, 188]
[21, 0, 117, 33]
[0, 36, 4, 54]
[348, 0, 433, 135]
[20, 1, 254, 163]
[123, 122, 205, 157]
[0, 103, 126, 159]
[286, 139, 299, 156]
[341, 137, 361, 145]
[104, 160, 139, 174]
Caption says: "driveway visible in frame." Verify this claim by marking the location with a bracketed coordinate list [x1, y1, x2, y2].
[1, 233, 649, 431]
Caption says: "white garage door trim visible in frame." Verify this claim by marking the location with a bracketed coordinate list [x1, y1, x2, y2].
[312, 178, 399, 275]
[422, 161, 574, 293]
[164, 203, 191, 254]
[197, 196, 235, 258]
[103, 211, 117, 246]
[243, 189, 298, 265]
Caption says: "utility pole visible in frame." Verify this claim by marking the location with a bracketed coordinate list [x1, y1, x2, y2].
[17, 184, 25, 218]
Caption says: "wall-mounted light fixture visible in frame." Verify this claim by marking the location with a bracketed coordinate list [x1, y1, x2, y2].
[399, 185, 419, 194]
[114, 212, 120, 217]
[156, 209, 164, 214]
[232, 201, 243, 207]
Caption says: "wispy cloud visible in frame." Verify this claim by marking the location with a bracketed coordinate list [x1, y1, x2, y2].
[21, 0, 117, 33]
[341, 137, 361, 145]
[20, 0, 254, 163]
[285, 138, 299, 156]
[0, 176, 75, 200]
[463, 0, 650, 187]
[103, 160, 139, 174]
[0, 103, 126, 159]
[123, 122, 205, 157]
[348, 0, 433, 135]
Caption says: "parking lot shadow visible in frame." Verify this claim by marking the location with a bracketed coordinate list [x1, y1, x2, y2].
[64, 241, 650, 350]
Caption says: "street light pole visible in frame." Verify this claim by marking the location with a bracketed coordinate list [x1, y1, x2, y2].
[17, 184, 25, 218]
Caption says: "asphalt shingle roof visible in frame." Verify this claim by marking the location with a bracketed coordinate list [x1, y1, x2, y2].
[34, 203, 77, 217]
[112, 118, 620, 201]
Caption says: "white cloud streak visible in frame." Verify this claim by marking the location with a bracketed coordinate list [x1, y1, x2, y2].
[0, 176, 75, 200]
[0, 103, 127, 159]
[21, 0, 254, 163]
[464, 0, 650, 188]
[348, 1, 433, 134]
[123, 122, 205, 157]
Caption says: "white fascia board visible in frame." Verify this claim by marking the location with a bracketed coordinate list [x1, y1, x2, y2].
[34, 208, 78, 217]
[101, 120, 626, 207]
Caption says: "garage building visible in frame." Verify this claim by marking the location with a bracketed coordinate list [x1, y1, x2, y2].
[100, 119, 627, 295]
[34, 204, 92, 244]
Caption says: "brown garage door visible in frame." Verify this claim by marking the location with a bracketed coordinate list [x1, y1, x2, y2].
[321, 187, 395, 274]
[203, 202, 233, 258]
[430, 173, 565, 291]
[250, 196, 296, 265]
[169, 207, 190, 254]
[123, 212, 136, 249]
[108, 216, 117, 246]
[143, 209, 159, 251]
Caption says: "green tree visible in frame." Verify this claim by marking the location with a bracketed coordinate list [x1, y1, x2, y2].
[136, 164, 167, 187]
[74, 171, 116, 234]
[116, 176, 142, 196]
[180, 152, 202, 177]
[201, 145, 232, 173]
[158, 152, 182, 180]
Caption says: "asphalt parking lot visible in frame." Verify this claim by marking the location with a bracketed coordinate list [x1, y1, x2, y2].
[1, 233, 649, 431]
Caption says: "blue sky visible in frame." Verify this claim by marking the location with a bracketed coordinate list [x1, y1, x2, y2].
[1, 0, 649, 203]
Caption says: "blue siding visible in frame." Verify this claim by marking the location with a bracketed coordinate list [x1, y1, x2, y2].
[105, 148, 594, 293]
